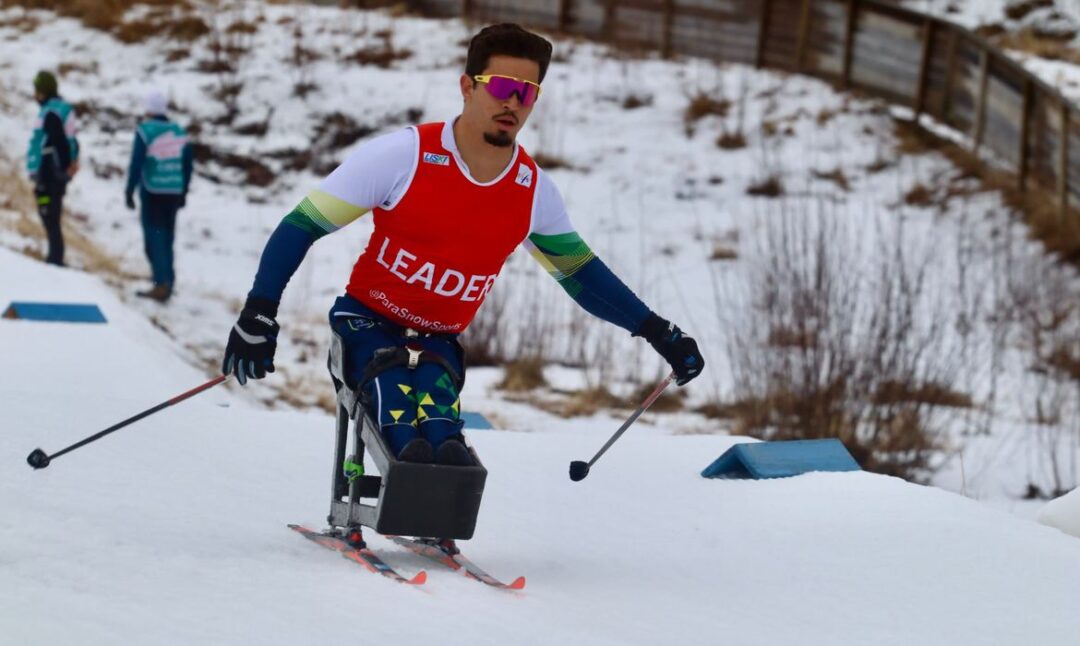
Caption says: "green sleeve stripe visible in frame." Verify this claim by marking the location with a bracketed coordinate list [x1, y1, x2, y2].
[283, 190, 370, 239]
[526, 232, 596, 280]
[283, 202, 331, 238]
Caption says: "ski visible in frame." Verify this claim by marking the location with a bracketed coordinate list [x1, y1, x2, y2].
[389, 536, 525, 590]
[288, 524, 427, 585]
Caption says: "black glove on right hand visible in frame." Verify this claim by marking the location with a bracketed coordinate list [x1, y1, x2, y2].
[222, 297, 280, 386]
[125, 192, 135, 210]
[637, 313, 705, 386]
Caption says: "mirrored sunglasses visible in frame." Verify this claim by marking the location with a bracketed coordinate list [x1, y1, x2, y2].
[473, 74, 542, 107]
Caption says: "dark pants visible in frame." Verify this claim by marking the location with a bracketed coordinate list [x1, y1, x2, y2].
[140, 191, 181, 286]
[35, 184, 65, 266]
[328, 295, 465, 457]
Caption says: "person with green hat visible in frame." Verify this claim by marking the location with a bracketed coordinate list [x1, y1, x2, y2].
[124, 89, 193, 303]
[26, 70, 79, 266]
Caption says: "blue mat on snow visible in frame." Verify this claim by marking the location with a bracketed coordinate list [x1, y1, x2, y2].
[701, 439, 860, 479]
[460, 411, 493, 430]
[2, 301, 107, 324]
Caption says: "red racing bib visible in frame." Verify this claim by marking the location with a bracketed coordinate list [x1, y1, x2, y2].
[346, 122, 536, 333]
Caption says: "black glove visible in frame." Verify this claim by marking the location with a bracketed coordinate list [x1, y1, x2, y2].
[125, 191, 135, 210]
[222, 297, 280, 385]
[178, 193, 186, 208]
[637, 313, 704, 386]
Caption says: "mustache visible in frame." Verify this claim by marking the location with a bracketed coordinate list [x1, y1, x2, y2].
[493, 112, 518, 124]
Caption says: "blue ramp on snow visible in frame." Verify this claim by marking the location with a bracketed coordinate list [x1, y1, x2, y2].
[701, 439, 860, 479]
[460, 411, 494, 430]
[2, 301, 107, 324]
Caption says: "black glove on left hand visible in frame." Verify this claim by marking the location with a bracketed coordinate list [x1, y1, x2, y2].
[125, 192, 135, 210]
[637, 313, 704, 386]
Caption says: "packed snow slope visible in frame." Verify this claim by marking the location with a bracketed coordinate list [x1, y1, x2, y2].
[3, 248, 1080, 645]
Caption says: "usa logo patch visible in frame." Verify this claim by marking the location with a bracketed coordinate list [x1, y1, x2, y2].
[423, 152, 450, 166]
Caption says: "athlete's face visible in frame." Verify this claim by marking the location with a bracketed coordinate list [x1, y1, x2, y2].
[460, 55, 540, 148]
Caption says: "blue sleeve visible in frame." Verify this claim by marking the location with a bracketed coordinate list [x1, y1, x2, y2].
[126, 131, 145, 196]
[182, 142, 193, 194]
[247, 219, 318, 304]
[566, 256, 651, 335]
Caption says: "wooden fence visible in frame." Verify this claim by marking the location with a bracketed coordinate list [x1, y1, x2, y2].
[412, 0, 1078, 217]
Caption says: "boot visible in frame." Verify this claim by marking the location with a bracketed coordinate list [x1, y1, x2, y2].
[136, 283, 172, 303]
[435, 437, 474, 467]
[397, 437, 434, 463]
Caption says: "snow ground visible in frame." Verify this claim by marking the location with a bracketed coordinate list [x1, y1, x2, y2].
[1, 0, 1079, 561]
[3, 246, 1080, 645]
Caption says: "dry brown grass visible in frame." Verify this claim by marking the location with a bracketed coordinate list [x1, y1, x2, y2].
[497, 357, 548, 392]
[903, 183, 935, 207]
[995, 27, 1080, 62]
[746, 175, 784, 197]
[0, 159, 128, 279]
[892, 118, 1080, 265]
[4, 0, 200, 42]
[552, 386, 624, 417]
[813, 168, 851, 191]
[710, 244, 738, 261]
[626, 382, 686, 412]
[684, 91, 731, 136]
[872, 381, 974, 409]
[716, 132, 747, 150]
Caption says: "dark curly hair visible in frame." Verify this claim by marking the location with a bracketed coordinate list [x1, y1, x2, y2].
[465, 23, 553, 83]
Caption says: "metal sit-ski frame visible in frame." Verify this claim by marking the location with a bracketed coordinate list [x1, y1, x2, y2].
[325, 327, 487, 540]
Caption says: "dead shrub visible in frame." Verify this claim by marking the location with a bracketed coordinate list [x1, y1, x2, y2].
[903, 183, 935, 207]
[714, 204, 965, 480]
[746, 175, 784, 197]
[531, 152, 577, 171]
[872, 381, 973, 408]
[627, 382, 685, 412]
[710, 245, 738, 261]
[555, 386, 624, 418]
[497, 357, 548, 392]
[684, 91, 731, 136]
[717, 132, 747, 150]
[813, 168, 851, 191]
[191, 143, 276, 187]
[346, 31, 412, 68]
[621, 93, 653, 110]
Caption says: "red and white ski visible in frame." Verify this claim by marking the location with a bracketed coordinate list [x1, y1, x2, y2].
[389, 536, 525, 591]
[289, 524, 426, 585]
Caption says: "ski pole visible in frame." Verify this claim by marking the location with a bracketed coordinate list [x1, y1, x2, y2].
[569, 372, 675, 482]
[26, 375, 228, 470]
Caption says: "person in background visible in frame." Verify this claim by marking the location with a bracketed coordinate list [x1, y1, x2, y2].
[26, 71, 79, 266]
[125, 90, 193, 303]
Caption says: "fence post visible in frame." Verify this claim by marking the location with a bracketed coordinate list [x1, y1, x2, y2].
[795, 0, 812, 71]
[756, 0, 772, 69]
[1018, 79, 1033, 191]
[942, 26, 958, 122]
[972, 48, 990, 155]
[661, 0, 675, 59]
[914, 19, 934, 119]
[1061, 102, 1070, 219]
[841, 0, 857, 88]
[602, 0, 615, 44]
[558, 0, 573, 33]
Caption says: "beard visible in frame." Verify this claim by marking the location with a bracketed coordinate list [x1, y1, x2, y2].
[483, 130, 514, 148]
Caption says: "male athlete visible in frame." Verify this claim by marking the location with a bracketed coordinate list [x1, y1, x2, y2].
[223, 24, 703, 469]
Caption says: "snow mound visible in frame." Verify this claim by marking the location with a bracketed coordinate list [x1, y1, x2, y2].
[1037, 487, 1080, 538]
